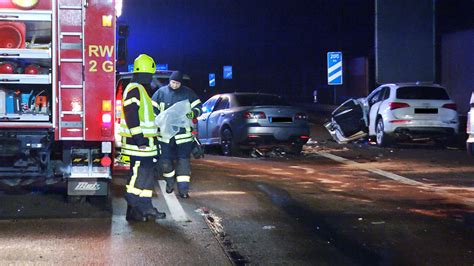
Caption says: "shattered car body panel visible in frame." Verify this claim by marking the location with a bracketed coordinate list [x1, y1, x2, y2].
[324, 98, 368, 144]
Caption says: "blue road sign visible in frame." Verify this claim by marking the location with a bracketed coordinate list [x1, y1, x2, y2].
[209, 73, 216, 87]
[223, 66, 232, 79]
[128, 64, 134, 72]
[327, 52, 343, 85]
[156, 64, 168, 71]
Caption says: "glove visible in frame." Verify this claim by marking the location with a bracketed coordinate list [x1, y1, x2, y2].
[132, 133, 148, 147]
[191, 141, 205, 159]
[186, 111, 194, 119]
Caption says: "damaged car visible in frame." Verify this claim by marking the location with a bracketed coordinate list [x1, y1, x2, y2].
[197, 93, 310, 156]
[325, 83, 459, 146]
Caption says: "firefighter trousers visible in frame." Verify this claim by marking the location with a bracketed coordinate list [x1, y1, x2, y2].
[125, 156, 156, 212]
[159, 138, 193, 194]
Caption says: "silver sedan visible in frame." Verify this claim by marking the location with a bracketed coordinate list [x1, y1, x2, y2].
[196, 93, 310, 155]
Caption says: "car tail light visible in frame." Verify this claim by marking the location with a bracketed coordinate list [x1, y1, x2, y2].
[389, 102, 410, 110]
[442, 103, 457, 111]
[243, 111, 266, 119]
[295, 113, 308, 120]
[299, 135, 310, 140]
[389, 120, 411, 124]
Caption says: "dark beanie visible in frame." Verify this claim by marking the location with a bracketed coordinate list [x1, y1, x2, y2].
[169, 71, 183, 83]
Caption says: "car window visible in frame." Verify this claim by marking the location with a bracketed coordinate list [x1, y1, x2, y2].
[382, 87, 391, 100]
[202, 96, 219, 114]
[396, 86, 450, 100]
[367, 90, 382, 106]
[234, 94, 289, 106]
[214, 97, 230, 111]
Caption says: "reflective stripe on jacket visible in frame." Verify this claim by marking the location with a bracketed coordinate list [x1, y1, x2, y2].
[121, 137, 157, 157]
[120, 83, 158, 157]
[119, 83, 158, 137]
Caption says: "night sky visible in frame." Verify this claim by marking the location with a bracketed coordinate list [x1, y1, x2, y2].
[118, 0, 473, 103]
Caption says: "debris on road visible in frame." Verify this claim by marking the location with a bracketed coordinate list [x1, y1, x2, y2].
[371, 221, 386, 225]
[262, 225, 276, 230]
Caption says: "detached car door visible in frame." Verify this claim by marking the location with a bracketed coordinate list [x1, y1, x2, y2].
[325, 98, 368, 143]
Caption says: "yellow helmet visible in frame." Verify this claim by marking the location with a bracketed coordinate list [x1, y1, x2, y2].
[133, 54, 156, 74]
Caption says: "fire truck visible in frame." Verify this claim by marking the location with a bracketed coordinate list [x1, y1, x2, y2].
[0, 0, 116, 198]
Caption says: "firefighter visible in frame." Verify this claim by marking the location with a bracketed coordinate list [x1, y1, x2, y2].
[120, 54, 166, 222]
[152, 71, 202, 198]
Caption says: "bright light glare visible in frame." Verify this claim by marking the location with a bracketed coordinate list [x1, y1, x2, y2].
[115, 0, 122, 17]
[102, 113, 112, 124]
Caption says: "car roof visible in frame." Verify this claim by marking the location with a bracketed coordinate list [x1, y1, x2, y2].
[219, 92, 281, 97]
[381, 82, 444, 88]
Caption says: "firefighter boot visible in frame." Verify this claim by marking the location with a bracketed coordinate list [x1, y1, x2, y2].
[178, 182, 189, 199]
[143, 207, 166, 221]
[138, 200, 166, 221]
[126, 205, 147, 222]
[165, 177, 175, 194]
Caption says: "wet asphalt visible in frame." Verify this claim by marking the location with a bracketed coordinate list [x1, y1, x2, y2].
[0, 118, 473, 265]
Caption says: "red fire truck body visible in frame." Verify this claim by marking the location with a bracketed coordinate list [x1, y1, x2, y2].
[0, 0, 116, 196]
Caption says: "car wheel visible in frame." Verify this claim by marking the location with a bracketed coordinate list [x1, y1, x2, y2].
[290, 145, 303, 155]
[221, 128, 239, 156]
[375, 119, 391, 147]
[467, 142, 474, 156]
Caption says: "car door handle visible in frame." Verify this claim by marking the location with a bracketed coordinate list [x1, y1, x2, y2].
[220, 113, 225, 116]
[202, 118, 207, 121]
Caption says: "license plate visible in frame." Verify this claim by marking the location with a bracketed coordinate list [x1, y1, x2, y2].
[415, 108, 438, 114]
[270, 117, 292, 123]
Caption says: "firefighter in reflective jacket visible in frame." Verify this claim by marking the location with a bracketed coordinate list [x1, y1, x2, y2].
[119, 54, 166, 222]
[152, 71, 202, 198]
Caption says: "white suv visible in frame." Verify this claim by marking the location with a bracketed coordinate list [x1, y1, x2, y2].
[326, 83, 459, 146]
[467, 92, 474, 155]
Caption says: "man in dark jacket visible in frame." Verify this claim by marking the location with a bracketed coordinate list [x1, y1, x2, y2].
[152, 71, 202, 198]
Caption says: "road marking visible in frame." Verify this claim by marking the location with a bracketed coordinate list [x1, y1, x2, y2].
[191, 190, 247, 196]
[316, 151, 474, 207]
[157, 180, 188, 222]
[317, 152, 422, 186]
